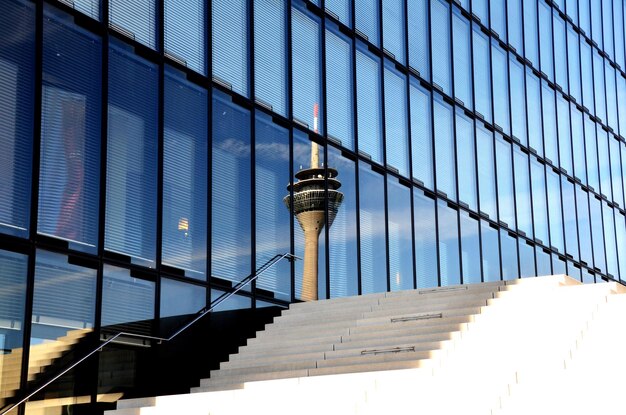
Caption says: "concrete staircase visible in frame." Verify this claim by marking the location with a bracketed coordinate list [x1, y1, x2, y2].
[104, 275, 626, 415]
[0, 328, 92, 406]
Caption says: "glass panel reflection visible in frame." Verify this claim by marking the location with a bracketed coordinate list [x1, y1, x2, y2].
[387, 178, 414, 291]
[0, 250, 27, 408]
[359, 163, 387, 294]
[414, 191, 438, 288]
[438, 201, 460, 286]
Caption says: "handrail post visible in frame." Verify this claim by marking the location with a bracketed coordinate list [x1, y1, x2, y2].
[0, 252, 298, 415]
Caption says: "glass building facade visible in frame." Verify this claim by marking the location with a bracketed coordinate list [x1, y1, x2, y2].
[2, 0, 626, 412]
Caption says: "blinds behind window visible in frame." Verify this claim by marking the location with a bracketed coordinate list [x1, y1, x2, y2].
[431, 0, 451, 95]
[254, 0, 287, 116]
[326, 0, 351, 26]
[434, 98, 456, 200]
[105, 45, 158, 265]
[382, 0, 405, 64]
[292, 5, 323, 134]
[211, 93, 251, 285]
[384, 65, 409, 177]
[38, 14, 101, 252]
[0, 250, 27, 328]
[0, 0, 35, 237]
[74, 0, 99, 21]
[355, 0, 379, 45]
[163, 70, 207, 278]
[109, 0, 156, 49]
[356, 47, 383, 163]
[408, 0, 429, 78]
[213, 0, 248, 96]
[326, 28, 354, 149]
[410, 82, 433, 189]
[165, 0, 205, 74]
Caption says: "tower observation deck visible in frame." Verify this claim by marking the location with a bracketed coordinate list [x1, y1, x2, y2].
[283, 105, 343, 301]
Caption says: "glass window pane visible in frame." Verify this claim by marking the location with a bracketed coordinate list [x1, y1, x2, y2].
[539, 1, 554, 80]
[355, 0, 379, 46]
[161, 278, 205, 318]
[566, 0, 578, 25]
[481, 220, 501, 282]
[438, 201, 460, 286]
[553, 13, 568, 91]
[571, 104, 587, 184]
[408, 0, 430, 79]
[106, 43, 158, 267]
[0, 0, 35, 238]
[581, 40, 594, 113]
[460, 211, 481, 284]
[255, 113, 290, 300]
[579, 0, 590, 36]
[614, 0, 625, 68]
[593, 51, 606, 122]
[410, 81, 434, 189]
[547, 168, 564, 253]
[164, 0, 205, 74]
[492, 42, 510, 135]
[567, 25, 581, 104]
[456, 110, 477, 211]
[73, 0, 99, 20]
[0, 249, 28, 409]
[163, 68, 207, 279]
[603, 204, 618, 277]
[606, 63, 618, 133]
[382, 0, 405, 64]
[328, 148, 358, 298]
[474, 27, 492, 122]
[212, 91, 251, 285]
[523, 0, 539, 67]
[254, 0, 288, 117]
[557, 94, 572, 174]
[576, 186, 593, 267]
[500, 229, 519, 280]
[561, 177, 579, 260]
[496, 135, 515, 229]
[619, 76, 626, 138]
[431, 0, 451, 95]
[414, 191, 438, 288]
[384, 63, 409, 177]
[388, 178, 414, 291]
[514, 147, 533, 238]
[527, 69, 543, 156]
[542, 81, 558, 166]
[508, 0, 524, 53]
[102, 265, 155, 334]
[585, 115, 599, 191]
[610, 138, 624, 208]
[476, 124, 497, 219]
[292, 2, 323, 134]
[510, 56, 527, 145]
[326, 0, 351, 26]
[211, 290, 251, 311]
[359, 163, 387, 294]
[453, 10, 472, 109]
[519, 239, 536, 277]
[531, 157, 549, 245]
[473, 0, 488, 23]
[490, 0, 506, 39]
[30, 250, 96, 379]
[356, 42, 383, 163]
[597, 126, 612, 200]
[591, 0, 603, 49]
[590, 195, 606, 273]
[434, 96, 456, 200]
[39, 10, 101, 253]
[552, 253, 566, 275]
[213, 0, 248, 97]
[616, 212, 626, 282]
[326, 23, 354, 149]
[109, 0, 156, 49]
[536, 246, 552, 275]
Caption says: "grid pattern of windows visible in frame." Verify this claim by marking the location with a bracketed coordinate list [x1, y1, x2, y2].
[3, 1, 626, 411]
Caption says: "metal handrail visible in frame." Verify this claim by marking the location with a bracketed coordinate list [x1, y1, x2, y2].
[0, 252, 298, 415]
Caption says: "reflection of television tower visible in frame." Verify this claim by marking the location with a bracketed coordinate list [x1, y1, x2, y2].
[284, 104, 343, 301]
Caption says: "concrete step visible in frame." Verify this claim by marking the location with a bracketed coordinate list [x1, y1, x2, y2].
[221, 351, 327, 369]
